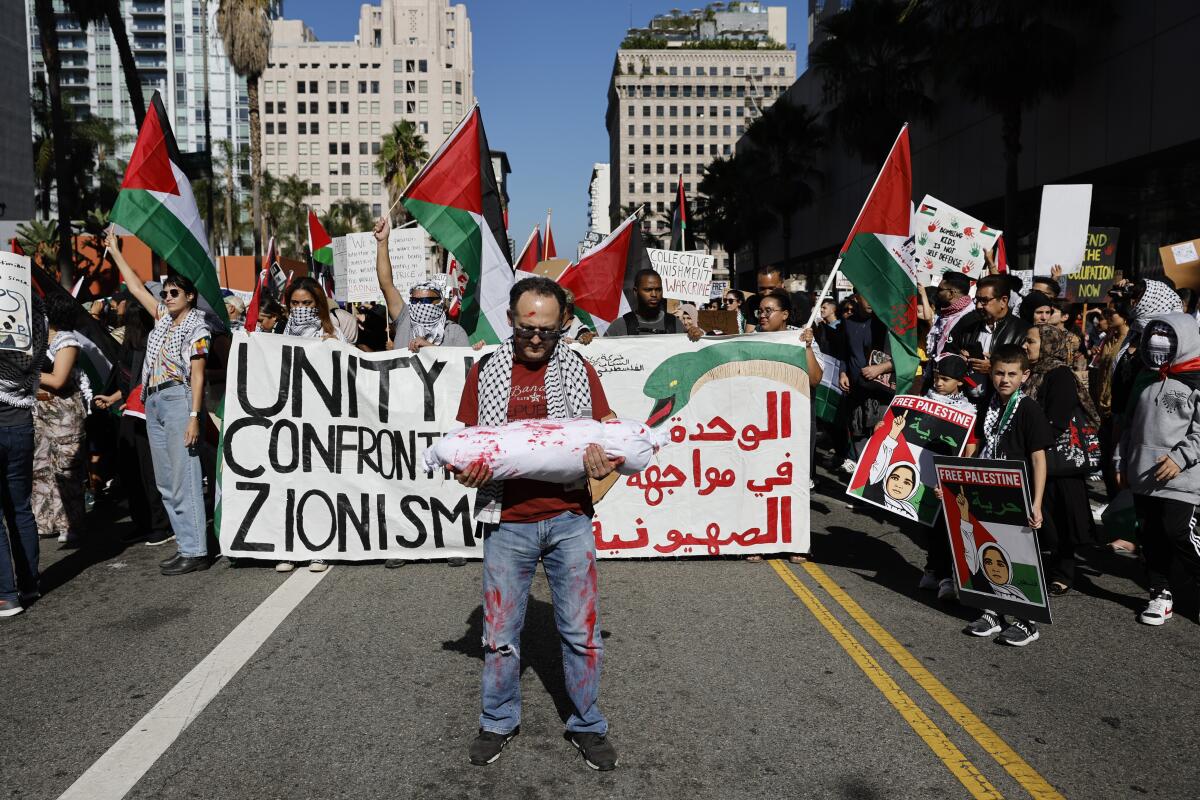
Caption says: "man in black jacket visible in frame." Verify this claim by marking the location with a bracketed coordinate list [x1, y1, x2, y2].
[944, 275, 1029, 381]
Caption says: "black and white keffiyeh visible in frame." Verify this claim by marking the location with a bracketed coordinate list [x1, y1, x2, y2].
[0, 295, 47, 409]
[283, 307, 324, 339]
[48, 329, 93, 408]
[408, 299, 448, 345]
[142, 307, 210, 387]
[980, 390, 1023, 460]
[473, 340, 593, 524]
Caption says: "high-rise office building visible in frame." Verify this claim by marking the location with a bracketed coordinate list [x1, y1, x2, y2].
[259, 0, 474, 219]
[25, 0, 272, 172]
[606, 2, 795, 278]
[2, 2, 34, 227]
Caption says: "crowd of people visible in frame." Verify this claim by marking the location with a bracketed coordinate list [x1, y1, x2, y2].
[2, 221, 1199, 766]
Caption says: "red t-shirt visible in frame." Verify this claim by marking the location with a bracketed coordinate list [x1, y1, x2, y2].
[457, 357, 612, 523]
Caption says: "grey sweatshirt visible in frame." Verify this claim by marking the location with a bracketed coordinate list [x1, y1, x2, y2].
[1120, 312, 1200, 503]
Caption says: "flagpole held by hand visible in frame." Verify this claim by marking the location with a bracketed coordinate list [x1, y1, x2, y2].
[807, 257, 843, 327]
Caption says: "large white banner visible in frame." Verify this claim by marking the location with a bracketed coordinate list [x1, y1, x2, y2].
[647, 248, 714, 304]
[333, 228, 430, 303]
[217, 332, 811, 560]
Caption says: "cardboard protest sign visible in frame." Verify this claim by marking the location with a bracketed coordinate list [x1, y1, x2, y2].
[647, 248, 714, 304]
[218, 332, 810, 561]
[0, 252, 35, 353]
[847, 395, 975, 526]
[934, 457, 1051, 623]
[1034, 185, 1092, 277]
[696, 308, 738, 335]
[915, 195, 1000, 285]
[333, 228, 429, 303]
[1064, 227, 1119, 302]
[1160, 238, 1200, 292]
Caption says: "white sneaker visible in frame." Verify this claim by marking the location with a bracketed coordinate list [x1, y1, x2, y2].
[1139, 591, 1173, 626]
[937, 578, 957, 601]
[309, 560, 328, 573]
[917, 570, 939, 591]
[275, 561, 296, 573]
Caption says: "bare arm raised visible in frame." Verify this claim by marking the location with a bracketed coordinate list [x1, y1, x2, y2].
[105, 228, 160, 320]
[374, 216, 406, 323]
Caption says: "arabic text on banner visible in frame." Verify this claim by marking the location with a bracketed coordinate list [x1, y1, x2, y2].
[217, 332, 811, 560]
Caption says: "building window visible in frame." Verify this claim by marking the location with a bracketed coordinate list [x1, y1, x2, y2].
[299, 163, 309, 177]
[278, 122, 287, 134]
[656, 125, 663, 135]
[265, 142, 276, 155]
[328, 80, 337, 93]
[419, 59, 428, 72]
[370, 122, 380, 134]
[371, 142, 380, 154]
[264, 82, 273, 94]
[328, 101, 337, 114]
[393, 59, 402, 72]
[407, 101, 417, 113]
[297, 81, 306, 94]
[442, 80, 452, 93]
[443, 101, 453, 114]
[418, 80, 428, 93]
[642, 164, 650, 175]
[627, 163, 635, 175]
[359, 142, 368, 155]
[628, 182, 634, 193]
[358, 80, 367, 93]
[311, 122, 319, 134]
[394, 101, 403, 114]
[341, 142, 350, 154]
[339, 80, 349, 93]
[370, 80, 380, 93]
[455, 81, 462, 94]
[265, 122, 274, 134]
[643, 182, 650, 192]
[341, 163, 350, 175]
[330, 183, 339, 196]
[340, 101, 349, 114]
[329, 143, 338, 155]
[358, 101, 368, 114]
[683, 125, 691, 135]
[359, 163, 370, 175]
[655, 164, 663, 174]
[360, 182, 369, 195]
[298, 122, 307, 134]
[298, 143, 308, 156]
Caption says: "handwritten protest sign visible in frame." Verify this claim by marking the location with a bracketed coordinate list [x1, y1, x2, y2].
[934, 457, 1051, 623]
[333, 228, 430, 303]
[847, 395, 975, 526]
[1064, 227, 1119, 302]
[218, 332, 810, 560]
[0, 252, 35, 353]
[1034, 184, 1092, 277]
[647, 248, 714, 304]
[915, 195, 1000, 285]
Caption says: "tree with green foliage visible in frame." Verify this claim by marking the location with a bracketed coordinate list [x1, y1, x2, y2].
[375, 120, 428, 222]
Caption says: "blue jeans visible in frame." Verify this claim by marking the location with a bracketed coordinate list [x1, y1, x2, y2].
[0, 423, 38, 602]
[480, 511, 607, 735]
[145, 385, 207, 557]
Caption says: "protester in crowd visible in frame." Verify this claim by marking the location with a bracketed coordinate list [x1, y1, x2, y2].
[355, 303, 389, 352]
[282, 277, 340, 341]
[965, 344, 1051, 646]
[94, 301, 173, 547]
[603, 268, 703, 340]
[944, 275, 1030, 394]
[924, 273, 975, 366]
[455, 276, 620, 770]
[32, 292, 91, 546]
[1092, 302, 1132, 501]
[1031, 274, 1062, 300]
[373, 217, 470, 351]
[255, 299, 285, 334]
[1019, 291, 1058, 327]
[819, 298, 839, 328]
[835, 292, 894, 472]
[107, 291, 130, 343]
[330, 304, 360, 345]
[0, 296, 47, 617]
[224, 295, 246, 331]
[1023, 324, 1099, 595]
[916, 354, 978, 600]
[721, 290, 748, 334]
[1119, 313, 1200, 626]
[561, 289, 596, 344]
[108, 230, 212, 576]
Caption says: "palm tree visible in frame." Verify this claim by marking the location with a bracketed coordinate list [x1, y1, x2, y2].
[743, 99, 824, 276]
[64, 0, 145, 126]
[936, 0, 1112, 245]
[32, 79, 125, 220]
[375, 121, 428, 221]
[319, 199, 373, 239]
[276, 175, 312, 256]
[211, 138, 244, 253]
[808, 0, 935, 168]
[32, 0, 78, 287]
[216, 0, 272, 259]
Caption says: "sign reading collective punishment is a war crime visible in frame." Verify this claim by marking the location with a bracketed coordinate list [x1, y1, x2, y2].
[914, 195, 1000, 285]
[647, 248, 715, 304]
[333, 228, 429, 303]
[933, 457, 1051, 624]
[217, 332, 811, 561]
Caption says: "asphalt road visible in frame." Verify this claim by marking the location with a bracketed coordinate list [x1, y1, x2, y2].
[3, 466, 1198, 800]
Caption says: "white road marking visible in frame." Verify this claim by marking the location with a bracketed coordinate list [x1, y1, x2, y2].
[55, 567, 331, 800]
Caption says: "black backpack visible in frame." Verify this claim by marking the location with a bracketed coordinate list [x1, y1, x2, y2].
[622, 311, 679, 336]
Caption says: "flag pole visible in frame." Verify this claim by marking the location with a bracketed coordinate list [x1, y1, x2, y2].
[807, 258, 843, 327]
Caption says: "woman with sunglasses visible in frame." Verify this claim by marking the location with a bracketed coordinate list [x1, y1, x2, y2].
[722, 292, 747, 334]
[108, 230, 213, 576]
[373, 217, 470, 352]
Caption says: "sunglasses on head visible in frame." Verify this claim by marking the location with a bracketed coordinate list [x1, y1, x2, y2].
[159, 288, 184, 300]
[511, 326, 562, 341]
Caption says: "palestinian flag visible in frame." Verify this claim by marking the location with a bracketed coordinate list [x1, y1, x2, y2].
[543, 212, 557, 260]
[670, 176, 689, 251]
[558, 212, 646, 335]
[515, 226, 541, 272]
[308, 209, 333, 267]
[244, 265, 270, 332]
[10, 238, 24, 255]
[109, 92, 228, 326]
[31, 265, 120, 392]
[401, 105, 512, 344]
[994, 234, 1008, 273]
[837, 124, 918, 394]
[812, 351, 844, 425]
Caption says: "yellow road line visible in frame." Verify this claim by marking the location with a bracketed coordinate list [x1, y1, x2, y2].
[801, 561, 1066, 800]
[767, 560, 1004, 800]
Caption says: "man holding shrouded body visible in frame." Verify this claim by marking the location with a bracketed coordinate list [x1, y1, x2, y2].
[455, 276, 621, 770]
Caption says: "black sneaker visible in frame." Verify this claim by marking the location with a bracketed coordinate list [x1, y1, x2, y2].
[0, 599, 23, 618]
[469, 728, 518, 766]
[965, 611, 1002, 637]
[569, 732, 618, 771]
[447, 557, 467, 567]
[997, 619, 1039, 647]
[384, 559, 406, 569]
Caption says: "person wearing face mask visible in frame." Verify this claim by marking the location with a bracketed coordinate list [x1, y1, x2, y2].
[1118, 314, 1200, 626]
[109, 231, 212, 576]
[372, 217, 470, 351]
[282, 277, 340, 341]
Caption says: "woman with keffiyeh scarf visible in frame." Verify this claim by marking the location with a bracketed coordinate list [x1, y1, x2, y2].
[109, 230, 212, 576]
[1023, 324, 1099, 594]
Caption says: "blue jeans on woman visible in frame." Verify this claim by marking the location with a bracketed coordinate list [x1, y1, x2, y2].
[480, 510, 607, 735]
[0, 423, 38, 603]
[145, 384, 207, 558]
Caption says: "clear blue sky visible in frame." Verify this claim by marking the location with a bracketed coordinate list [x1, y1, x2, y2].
[284, 0, 810, 256]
